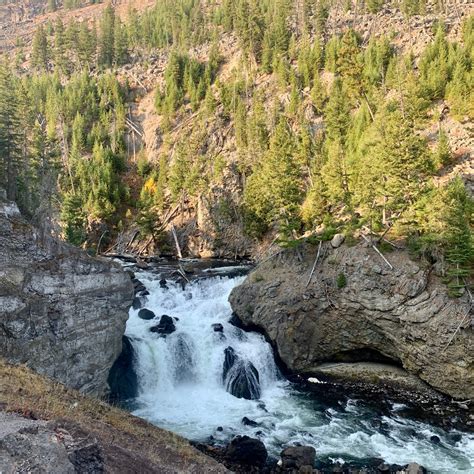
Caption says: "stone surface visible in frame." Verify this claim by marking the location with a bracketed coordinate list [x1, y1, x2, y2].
[107, 336, 138, 403]
[222, 347, 261, 400]
[150, 314, 176, 336]
[330, 233, 345, 248]
[224, 435, 268, 467]
[229, 243, 473, 399]
[138, 308, 155, 320]
[280, 445, 316, 469]
[0, 197, 134, 396]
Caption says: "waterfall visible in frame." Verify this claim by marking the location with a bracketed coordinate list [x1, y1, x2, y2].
[124, 268, 474, 473]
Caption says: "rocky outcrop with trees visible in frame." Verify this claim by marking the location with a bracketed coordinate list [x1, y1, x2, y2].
[229, 241, 473, 400]
[0, 193, 134, 396]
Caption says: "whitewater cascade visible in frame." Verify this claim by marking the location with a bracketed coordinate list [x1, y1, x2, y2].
[125, 269, 474, 473]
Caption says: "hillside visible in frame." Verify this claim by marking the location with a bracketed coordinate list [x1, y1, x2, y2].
[0, 0, 472, 286]
[0, 359, 228, 472]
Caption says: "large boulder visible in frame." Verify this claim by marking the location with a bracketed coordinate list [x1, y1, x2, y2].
[280, 446, 316, 469]
[222, 347, 261, 400]
[229, 243, 473, 400]
[0, 197, 134, 396]
[150, 315, 176, 336]
[224, 436, 267, 467]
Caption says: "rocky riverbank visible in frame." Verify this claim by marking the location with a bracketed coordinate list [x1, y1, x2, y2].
[0, 195, 134, 396]
[229, 241, 473, 427]
[0, 359, 228, 473]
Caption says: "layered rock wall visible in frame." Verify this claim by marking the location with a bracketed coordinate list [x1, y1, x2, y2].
[229, 243, 473, 399]
[0, 197, 133, 396]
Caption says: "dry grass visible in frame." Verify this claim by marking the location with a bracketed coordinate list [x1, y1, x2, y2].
[0, 358, 228, 472]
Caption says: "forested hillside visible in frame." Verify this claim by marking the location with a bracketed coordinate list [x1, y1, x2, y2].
[0, 0, 472, 294]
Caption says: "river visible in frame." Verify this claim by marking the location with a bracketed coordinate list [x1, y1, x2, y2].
[124, 267, 474, 473]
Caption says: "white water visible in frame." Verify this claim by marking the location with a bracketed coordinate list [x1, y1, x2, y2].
[125, 272, 474, 473]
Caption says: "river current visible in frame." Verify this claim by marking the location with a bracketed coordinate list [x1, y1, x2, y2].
[125, 268, 474, 473]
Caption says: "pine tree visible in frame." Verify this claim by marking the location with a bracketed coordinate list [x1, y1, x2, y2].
[54, 19, 67, 73]
[443, 178, 473, 296]
[114, 18, 128, 66]
[31, 26, 50, 71]
[99, 5, 115, 67]
[244, 118, 303, 236]
[0, 64, 22, 202]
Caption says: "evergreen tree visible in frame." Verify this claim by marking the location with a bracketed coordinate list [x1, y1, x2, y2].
[244, 119, 303, 237]
[99, 5, 115, 67]
[31, 26, 50, 71]
[0, 64, 22, 202]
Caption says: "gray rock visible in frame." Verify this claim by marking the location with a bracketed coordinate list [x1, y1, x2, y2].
[330, 233, 345, 248]
[280, 445, 316, 469]
[0, 197, 134, 396]
[229, 243, 473, 400]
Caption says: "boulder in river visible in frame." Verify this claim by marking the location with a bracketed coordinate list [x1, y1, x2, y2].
[212, 323, 224, 333]
[280, 445, 316, 470]
[402, 463, 427, 474]
[150, 315, 176, 336]
[224, 435, 267, 467]
[222, 347, 261, 400]
[138, 308, 156, 320]
[241, 417, 259, 427]
[132, 297, 143, 310]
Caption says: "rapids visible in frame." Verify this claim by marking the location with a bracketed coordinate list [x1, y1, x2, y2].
[125, 269, 474, 473]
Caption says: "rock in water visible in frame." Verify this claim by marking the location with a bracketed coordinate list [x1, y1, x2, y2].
[132, 297, 143, 310]
[223, 347, 238, 380]
[0, 195, 133, 396]
[222, 347, 261, 400]
[212, 323, 224, 333]
[241, 417, 259, 427]
[150, 315, 176, 336]
[280, 446, 316, 469]
[107, 336, 138, 403]
[138, 309, 156, 320]
[225, 436, 267, 467]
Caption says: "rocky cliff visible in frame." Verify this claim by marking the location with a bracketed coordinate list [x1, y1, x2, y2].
[0, 195, 134, 396]
[229, 241, 473, 400]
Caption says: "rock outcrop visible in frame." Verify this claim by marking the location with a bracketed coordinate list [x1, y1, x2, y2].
[229, 243, 473, 399]
[0, 197, 134, 396]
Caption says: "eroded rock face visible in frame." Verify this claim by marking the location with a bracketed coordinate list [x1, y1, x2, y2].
[229, 243, 473, 400]
[0, 198, 134, 396]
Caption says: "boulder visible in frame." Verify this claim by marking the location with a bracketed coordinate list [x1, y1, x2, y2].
[132, 297, 143, 310]
[150, 315, 176, 336]
[280, 446, 316, 470]
[223, 347, 238, 381]
[138, 309, 156, 320]
[402, 463, 427, 474]
[229, 243, 473, 400]
[330, 233, 345, 248]
[0, 196, 133, 396]
[222, 347, 261, 400]
[241, 417, 259, 427]
[224, 436, 267, 467]
[212, 323, 224, 333]
[159, 278, 168, 289]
